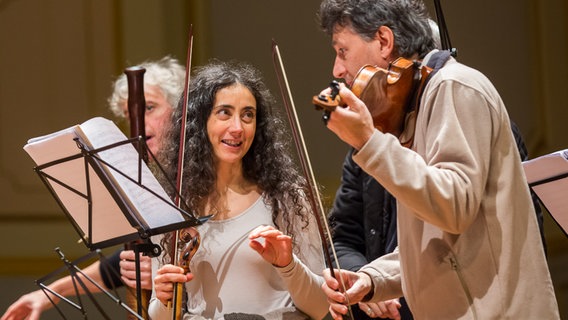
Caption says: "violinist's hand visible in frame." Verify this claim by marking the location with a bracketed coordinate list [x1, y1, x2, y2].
[321, 268, 374, 320]
[248, 225, 293, 268]
[119, 250, 152, 290]
[0, 289, 52, 320]
[358, 299, 401, 319]
[325, 84, 375, 151]
[153, 264, 193, 306]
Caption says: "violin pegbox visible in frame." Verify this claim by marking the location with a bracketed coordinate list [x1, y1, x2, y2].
[312, 80, 342, 112]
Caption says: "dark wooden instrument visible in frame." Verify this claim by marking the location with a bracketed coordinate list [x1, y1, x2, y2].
[124, 66, 151, 320]
[168, 25, 200, 320]
[313, 57, 433, 147]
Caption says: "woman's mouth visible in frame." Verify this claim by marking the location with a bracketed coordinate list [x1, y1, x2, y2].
[222, 139, 242, 147]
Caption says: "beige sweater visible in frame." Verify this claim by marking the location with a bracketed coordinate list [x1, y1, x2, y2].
[355, 52, 559, 319]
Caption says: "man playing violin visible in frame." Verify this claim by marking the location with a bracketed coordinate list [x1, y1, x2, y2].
[319, 4, 548, 320]
[316, 0, 560, 319]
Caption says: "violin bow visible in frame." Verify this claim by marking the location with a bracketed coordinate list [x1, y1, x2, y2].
[271, 40, 354, 319]
[124, 65, 151, 320]
[434, 0, 457, 57]
[169, 24, 194, 320]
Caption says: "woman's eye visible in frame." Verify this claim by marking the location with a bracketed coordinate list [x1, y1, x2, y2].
[216, 108, 231, 119]
[242, 111, 255, 123]
[145, 105, 155, 112]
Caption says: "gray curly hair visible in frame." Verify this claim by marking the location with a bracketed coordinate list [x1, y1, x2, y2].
[108, 56, 185, 118]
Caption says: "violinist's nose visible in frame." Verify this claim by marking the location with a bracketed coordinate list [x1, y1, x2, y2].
[229, 115, 243, 135]
[332, 56, 347, 80]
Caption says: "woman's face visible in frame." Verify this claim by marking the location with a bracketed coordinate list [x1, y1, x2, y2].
[207, 83, 257, 167]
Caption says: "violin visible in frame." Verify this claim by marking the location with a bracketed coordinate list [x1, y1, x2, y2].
[313, 57, 433, 146]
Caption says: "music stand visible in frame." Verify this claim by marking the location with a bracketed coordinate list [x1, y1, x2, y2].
[35, 248, 145, 319]
[523, 149, 568, 237]
[24, 117, 205, 318]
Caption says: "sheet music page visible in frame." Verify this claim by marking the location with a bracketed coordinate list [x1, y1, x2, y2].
[23, 122, 136, 245]
[23, 117, 186, 247]
[523, 149, 568, 233]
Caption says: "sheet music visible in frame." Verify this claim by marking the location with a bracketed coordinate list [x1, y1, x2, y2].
[23, 117, 186, 247]
[523, 149, 568, 234]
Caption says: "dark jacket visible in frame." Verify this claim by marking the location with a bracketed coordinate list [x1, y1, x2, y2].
[329, 147, 412, 320]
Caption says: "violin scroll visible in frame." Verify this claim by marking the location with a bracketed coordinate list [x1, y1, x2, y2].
[176, 227, 200, 273]
[312, 80, 341, 113]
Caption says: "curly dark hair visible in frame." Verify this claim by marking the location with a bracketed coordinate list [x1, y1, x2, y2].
[159, 60, 311, 262]
[318, 0, 436, 58]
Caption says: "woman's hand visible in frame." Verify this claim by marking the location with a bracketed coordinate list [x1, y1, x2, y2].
[119, 250, 153, 290]
[153, 264, 193, 306]
[248, 225, 293, 268]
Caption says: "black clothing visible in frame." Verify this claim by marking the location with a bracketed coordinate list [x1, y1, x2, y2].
[329, 148, 412, 320]
[99, 249, 123, 289]
[510, 121, 547, 253]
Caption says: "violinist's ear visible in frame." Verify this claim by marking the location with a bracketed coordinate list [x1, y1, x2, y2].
[375, 26, 395, 60]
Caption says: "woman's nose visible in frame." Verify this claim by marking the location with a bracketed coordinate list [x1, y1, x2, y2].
[229, 116, 243, 133]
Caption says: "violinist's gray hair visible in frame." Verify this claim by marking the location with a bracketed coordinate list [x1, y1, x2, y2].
[318, 0, 437, 59]
[108, 56, 185, 119]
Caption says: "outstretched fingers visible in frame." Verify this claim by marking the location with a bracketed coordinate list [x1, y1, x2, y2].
[248, 225, 293, 267]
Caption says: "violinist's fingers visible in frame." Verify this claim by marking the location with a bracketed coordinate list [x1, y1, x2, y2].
[322, 268, 341, 290]
[120, 270, 152, 290]
[384, 299, 402, 320]
[154, 265, 193, 305]
[326, 86, 375, 150]
[156, 264, 185, 275]
[321, 270, 349, 305]
[249, 225, 291, 242]
[318, 86, 334, 97]
[360, 299, 402, 320]
[249, 226, 293, 267]
[336, 85, 364, 111]
[154, 281, 174, 304]
[328, 299, 350, 319]
[248, 225, 276, 239]
[155, 264, 190, 284]
[257, 229, 289, 240]
[339, 272, 376, 308]
[119, 252, 152, 290]
[119, 249, 135, 261]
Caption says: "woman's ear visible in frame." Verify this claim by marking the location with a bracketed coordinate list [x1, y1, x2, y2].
[375, 25, 395, 60]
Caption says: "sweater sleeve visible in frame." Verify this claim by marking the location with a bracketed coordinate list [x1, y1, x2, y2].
[277, 207, 329, 319]
[353, 74, 495, 234]
[148, 296, 172, 320]
[358, 248, 403, 302]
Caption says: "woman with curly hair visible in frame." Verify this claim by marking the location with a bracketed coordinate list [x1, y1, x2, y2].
[148, 60, 329, 319]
